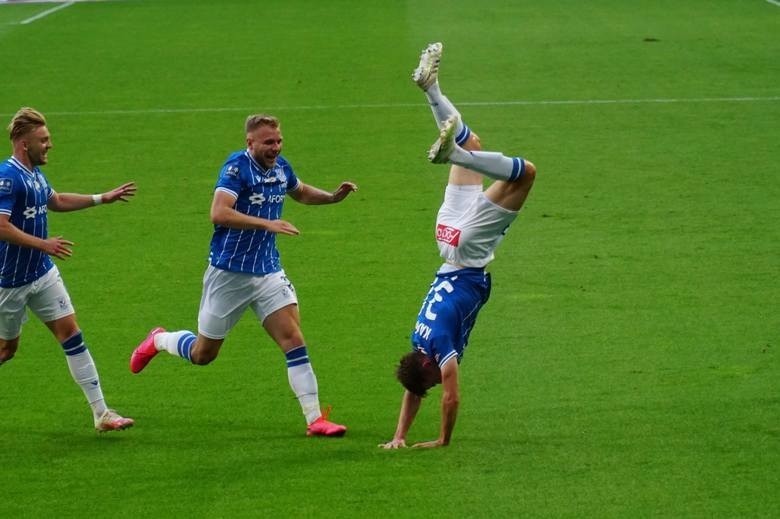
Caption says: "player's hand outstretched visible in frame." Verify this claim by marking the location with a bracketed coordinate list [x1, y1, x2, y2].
[43, 236, 74, 260]
[267, 219, 300, 236]
[331, 182, 358, 203]
[102, 182, 137, 203]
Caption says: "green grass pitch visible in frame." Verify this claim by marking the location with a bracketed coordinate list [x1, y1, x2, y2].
[0, 0, 778, 517]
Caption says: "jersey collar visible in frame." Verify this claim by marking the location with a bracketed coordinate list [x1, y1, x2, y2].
[8, 156, 37, 177]
[244, 150, 270, 174]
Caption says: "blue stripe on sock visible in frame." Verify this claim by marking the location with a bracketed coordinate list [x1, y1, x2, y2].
[285, 346, 309, 367]
[177, 333, 195, 362]
[509, 157, 525, 182]
[61, 332, 86, 356]
[455, 125, 471, 146]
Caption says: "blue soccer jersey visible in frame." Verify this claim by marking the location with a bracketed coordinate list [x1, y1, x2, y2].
[411, 267, 492, 367]
[208, 150, 300, 275]
[0, 157, 55, 288]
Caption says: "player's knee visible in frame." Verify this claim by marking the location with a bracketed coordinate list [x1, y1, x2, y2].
[521, 160, 537, 183]
[0, 345, 17, 363]
[462, 131, 482, 151]
[190, 349, 217, 365]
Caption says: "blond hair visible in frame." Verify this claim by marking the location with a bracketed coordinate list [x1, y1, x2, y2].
[245, 114, 279, 133]
[8, 107, 47, 141]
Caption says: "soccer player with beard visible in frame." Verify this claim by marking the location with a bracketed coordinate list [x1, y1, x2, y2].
[131, 114, 356, 437]
[0, 107, 137, 432]
[381, 43, 537, 448]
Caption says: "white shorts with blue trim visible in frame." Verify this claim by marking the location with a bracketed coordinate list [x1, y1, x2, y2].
[197, 265, 298, 339]
[0, 265, 74, 340]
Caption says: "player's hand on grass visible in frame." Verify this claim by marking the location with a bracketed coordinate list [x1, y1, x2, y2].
[378, 438, 407, 449]
[411, 439, 445, 449]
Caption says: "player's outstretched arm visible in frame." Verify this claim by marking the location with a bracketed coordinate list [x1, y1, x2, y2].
[288, 181, 357, 205]
[379, 390, 422, 449]
[412, 360, 459, 448]
[48, 181, 136, 212]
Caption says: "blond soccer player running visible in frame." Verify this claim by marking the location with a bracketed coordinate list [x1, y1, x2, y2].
[0, 107, 137, 432]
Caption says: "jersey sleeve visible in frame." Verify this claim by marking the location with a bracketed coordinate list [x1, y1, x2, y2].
[284, 164, 300, 192]
[431, 335, 458, 368]
[214, 160, 243, 199]
[0, 176, 17, 216]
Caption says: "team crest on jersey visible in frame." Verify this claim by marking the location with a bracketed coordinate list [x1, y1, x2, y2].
[0, 178, 11, 194]
[436, 224, 461, 246]
[225, 165, 240, 178]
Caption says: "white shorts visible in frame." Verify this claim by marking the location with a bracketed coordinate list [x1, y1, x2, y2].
[435, 184, 518, 268]
[0, 265, 75, 340]
[197, 265, 298, 339]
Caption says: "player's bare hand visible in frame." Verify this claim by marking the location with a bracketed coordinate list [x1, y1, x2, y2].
[267, 219, 300, 236]
[102, 182, 137, 203]
[43, 236, 74, 260]
[331, 182, 358, 203]
[378, 438, 407, 449]
[411, 439, 445, 449]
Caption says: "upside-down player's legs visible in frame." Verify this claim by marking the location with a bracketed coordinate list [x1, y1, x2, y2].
[483, 161, 536, 212]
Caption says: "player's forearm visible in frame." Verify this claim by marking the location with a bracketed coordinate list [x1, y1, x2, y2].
[0, 220, 48, 251]
[49, 193, 98, 212]
[293, 184, 339, 205]
[212, 206, 272, 230]
[438, 393, 459, 446]
[393, 390, 422, 440]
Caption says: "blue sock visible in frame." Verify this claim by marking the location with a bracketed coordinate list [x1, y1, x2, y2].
[285, 345, 310, 367]
[176, 332, 195, 362]
[156, 330, 196, 362]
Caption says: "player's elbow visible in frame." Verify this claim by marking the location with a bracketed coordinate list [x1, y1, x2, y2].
[522, 160, 537, 183]
[442, 391, 460, 409]
[210, 206, 229, 226]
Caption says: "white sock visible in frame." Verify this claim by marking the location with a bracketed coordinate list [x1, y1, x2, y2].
[65, 351, 107, 418]
[285, 346, 321, 425]
[155, 330, 195, 362]
[450, 148, 526, 182]
[61, 333, 106, 419]
[424, 82, 467, 137]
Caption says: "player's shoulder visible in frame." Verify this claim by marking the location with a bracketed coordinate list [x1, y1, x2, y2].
[0, 158, 16, 176]
[219, 150, 250, 178]
[275, 155, 291, 168]
[275, 155, 298, 183]
[222, 150, 248, 167]
[0, 160, 20, 194]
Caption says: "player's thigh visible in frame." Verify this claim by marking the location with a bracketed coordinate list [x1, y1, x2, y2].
[27, 266, 75, 326]
[197, 266, 253, 340]
[251, 270, 298, 323]
[0, 284, 30, 341]
[252, 271, 302, 350]
[483, 161, 535, 211]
